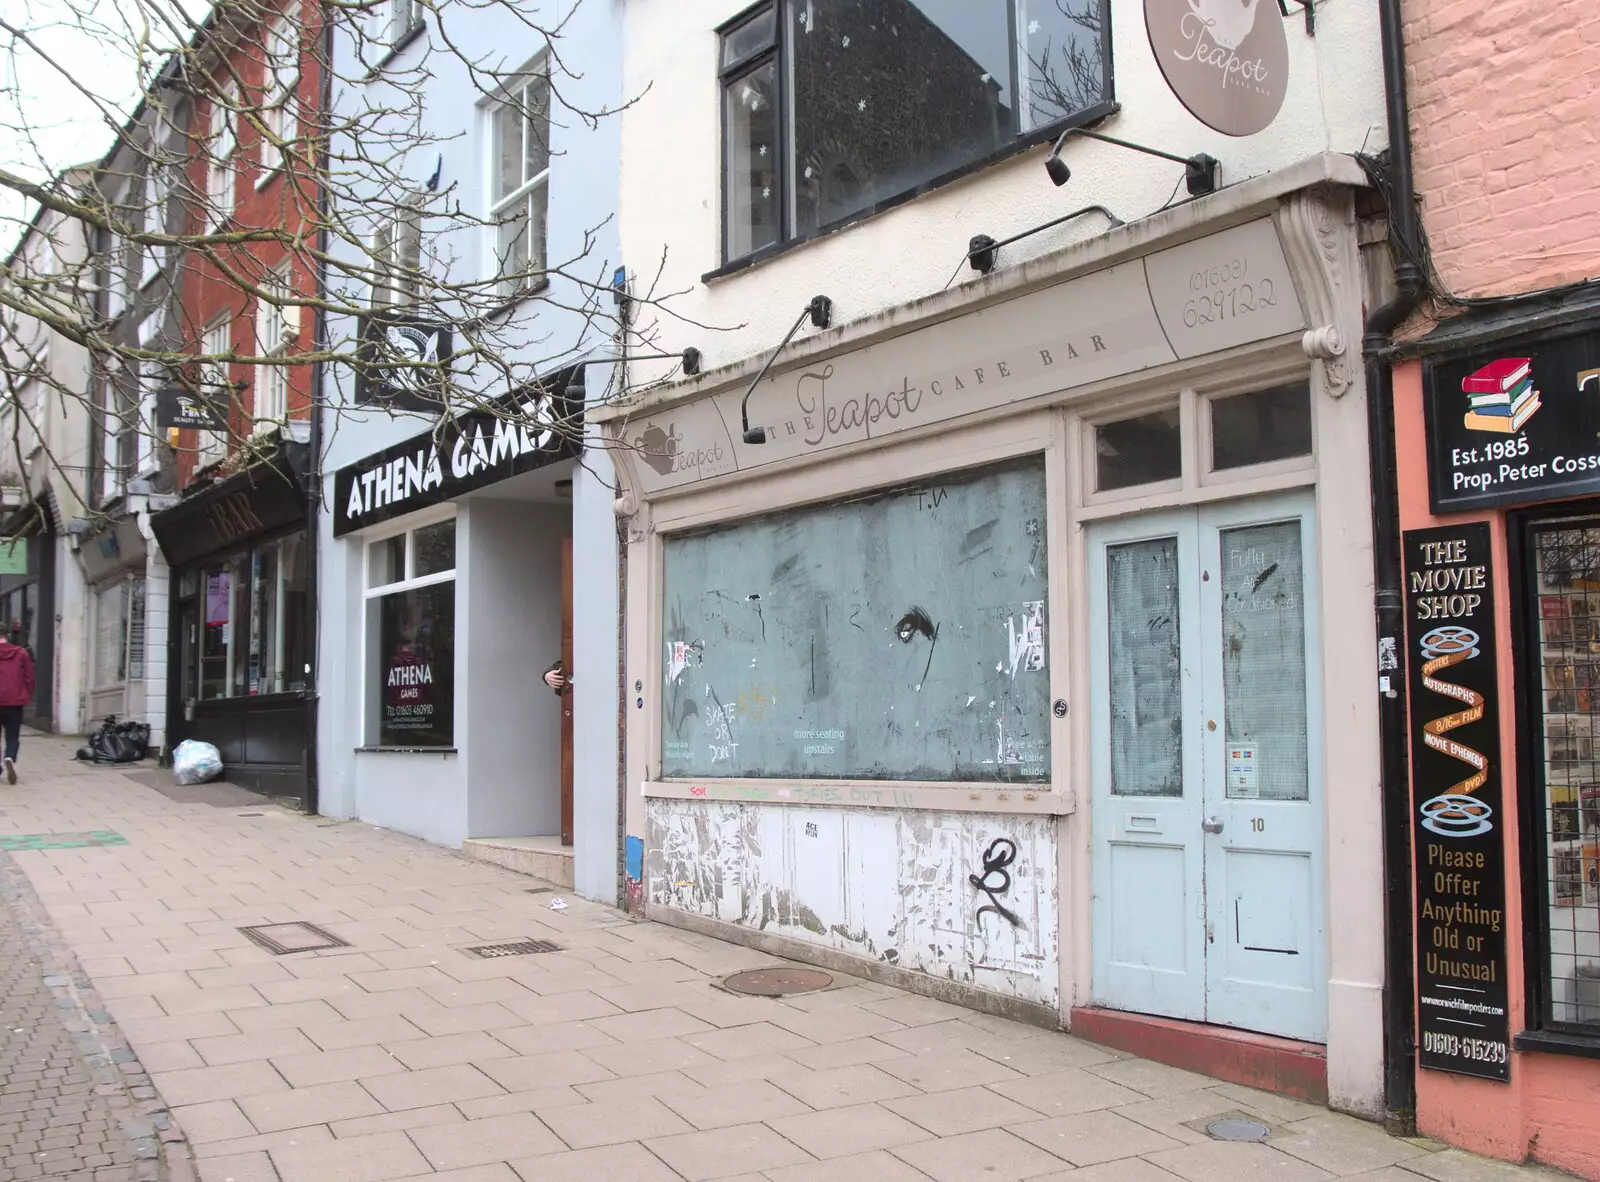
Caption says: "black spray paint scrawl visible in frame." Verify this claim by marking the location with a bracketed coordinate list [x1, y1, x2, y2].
[970, 838, 1022, 929]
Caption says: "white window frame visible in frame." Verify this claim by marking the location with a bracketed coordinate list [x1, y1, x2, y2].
[360, 508, 457, 748]
[17, 350, 46, 459]
[253, 264, 294, 431]
[485, 64, 550, 297]
[385, 0, 418, 51]
[258, 3, 301, 185]
[105, 227, 128, 319]
[135, 314, 161, 477]
[196, 315, 232, 468]
[207, 82, 238, 229]
[371, 200, 422, 309]
[140, 164, 173, 287]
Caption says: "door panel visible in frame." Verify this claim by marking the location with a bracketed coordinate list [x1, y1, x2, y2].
[1091, 494, 1324, 1043]
[1199, 501, 1324, 1041]
[561, 535, 574, 847]
[1090, 513, 1205, 1022]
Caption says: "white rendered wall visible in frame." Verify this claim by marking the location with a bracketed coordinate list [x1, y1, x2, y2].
[572, 439, 620, 903]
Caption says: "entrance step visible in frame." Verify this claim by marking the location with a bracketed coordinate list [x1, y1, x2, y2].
[461, 836, 574, 889]
[1070, 1007, 1328, 1103]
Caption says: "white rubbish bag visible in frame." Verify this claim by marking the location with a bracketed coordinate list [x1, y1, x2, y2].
[172, 740, 224, 786]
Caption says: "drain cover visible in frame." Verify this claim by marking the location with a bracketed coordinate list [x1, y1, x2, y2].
[238, 922, 350, 955]
[462, 938, 561, 958]
[723, 967, 834, 997]
[1206, 1117, 1271, 1142]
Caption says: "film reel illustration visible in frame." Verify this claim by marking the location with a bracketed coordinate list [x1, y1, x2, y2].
[1417, 626, 1493, 837]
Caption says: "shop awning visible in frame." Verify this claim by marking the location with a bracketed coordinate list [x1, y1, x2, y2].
[150, 436, 309, 568]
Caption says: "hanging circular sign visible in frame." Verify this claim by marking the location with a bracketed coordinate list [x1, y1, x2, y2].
[1145, 0, 1289, 137]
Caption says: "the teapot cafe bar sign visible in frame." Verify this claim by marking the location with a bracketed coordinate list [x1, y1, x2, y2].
[1145, 0, 1290, 138]
[1403, 523, 1510, 1083]
[624, 219, 1306, 494]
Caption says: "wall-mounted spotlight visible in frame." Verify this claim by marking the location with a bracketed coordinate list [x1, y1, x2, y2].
[1045, 127, 1219, 197]
[966, 205, 1123, 274]
[740, 295, 833, 445]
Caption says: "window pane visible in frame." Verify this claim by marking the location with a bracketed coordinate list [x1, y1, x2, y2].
[1211, 384, 1313, 471]
[496, 206, 530, 290]
[1106, 538, 1183, 797]
[790, 0, 1011, 236]
[1096, 408, 1181, 491]
[1532, 526, 1600, 1030]
[412, 520, 455, 578]
[1017, 0, 1109, 129]
[724, 60, 781, 259]
[722, 7, 776, 69]
[94, 583, 128, 688]
[369, 534, 406, 586]
[251, 544, 279, 694]
[201, 570, 232, 700]
[228, 554, 250, 698]
[1220, 521, 1308, 802]
[524, 184, 548, 274]
[279, 535, 309, 693]
[522, 77, 550, 182]
[368, 581, 455, 746]
[493, 102, 520, 203]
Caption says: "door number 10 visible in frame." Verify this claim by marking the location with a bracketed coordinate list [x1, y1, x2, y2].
[1249, 817, 1266, 833]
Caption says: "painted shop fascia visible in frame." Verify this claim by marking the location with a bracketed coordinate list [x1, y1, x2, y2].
[1390, 297, 1600, 1176]
[601, 155, 1390, 1115]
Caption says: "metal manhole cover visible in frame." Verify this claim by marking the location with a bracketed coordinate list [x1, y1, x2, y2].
[1206, 1117, 1271, 1142]
[723, 968, 834, 997]
[238, 922, 350, 955]
[462, 938, 562, 959]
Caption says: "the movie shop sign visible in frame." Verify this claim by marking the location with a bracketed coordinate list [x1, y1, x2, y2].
[1424, 324, 1600, 512]
[333, 390, 579, 536]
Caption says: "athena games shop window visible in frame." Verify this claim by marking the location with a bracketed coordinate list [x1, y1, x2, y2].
[364, 517, 456, 747]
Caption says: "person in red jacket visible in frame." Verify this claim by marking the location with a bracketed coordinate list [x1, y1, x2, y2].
[0, 633, 35, 783]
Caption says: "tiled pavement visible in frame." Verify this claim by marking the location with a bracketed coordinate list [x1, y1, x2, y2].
[0, 737, 1574, 1182]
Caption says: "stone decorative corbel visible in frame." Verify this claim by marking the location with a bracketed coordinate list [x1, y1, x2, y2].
[1274, 186, 1360, 399]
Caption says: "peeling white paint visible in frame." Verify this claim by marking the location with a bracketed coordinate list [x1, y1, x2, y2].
[646, 801, 1060, 1009]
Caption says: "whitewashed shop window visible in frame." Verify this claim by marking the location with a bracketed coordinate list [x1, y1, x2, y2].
[364, 516, 456, 747]
[660, 457, 1050, 781]
[718, 0, 1112, 262]
[93, 582, 130, 689]
[487, 66, 549, 296]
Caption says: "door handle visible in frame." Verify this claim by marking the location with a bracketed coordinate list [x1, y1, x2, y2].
[1202, 816, 1224, 834]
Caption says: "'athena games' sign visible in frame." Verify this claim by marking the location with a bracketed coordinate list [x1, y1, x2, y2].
[1145, 0, 1289, 137]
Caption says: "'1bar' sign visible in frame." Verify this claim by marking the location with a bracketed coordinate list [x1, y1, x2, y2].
[1404, 523, 1510, 1082]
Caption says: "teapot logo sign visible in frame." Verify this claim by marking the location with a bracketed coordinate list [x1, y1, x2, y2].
[1145, 0, 1289, 137]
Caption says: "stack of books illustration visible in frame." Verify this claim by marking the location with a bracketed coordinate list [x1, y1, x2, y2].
[1463, 357, 1540, 432]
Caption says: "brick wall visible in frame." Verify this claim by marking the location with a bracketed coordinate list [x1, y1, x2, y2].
[1404, 2, 1600, 299]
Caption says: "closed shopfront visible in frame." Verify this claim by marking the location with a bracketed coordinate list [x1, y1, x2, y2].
[77, 514, 155, 730]
[601, 180, 1389, 1113]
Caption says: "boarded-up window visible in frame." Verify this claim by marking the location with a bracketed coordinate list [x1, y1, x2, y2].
[660, 457, 1050, 782]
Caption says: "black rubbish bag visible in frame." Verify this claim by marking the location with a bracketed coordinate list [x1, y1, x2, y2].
[76, 715, 151, 764]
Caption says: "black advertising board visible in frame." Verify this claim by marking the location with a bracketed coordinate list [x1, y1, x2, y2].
[156, 388, 227, 431]
[333, 369, 581, 537]
[354, 316, 455, 412]
[1425, 324, 1600, 512]
[1403, 523, 1511, 1082]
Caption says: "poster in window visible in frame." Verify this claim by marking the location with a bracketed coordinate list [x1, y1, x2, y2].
[205, 573, 231, 624]
[377, 583, 453, 746]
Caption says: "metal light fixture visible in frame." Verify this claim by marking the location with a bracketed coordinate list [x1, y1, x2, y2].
[966, 204, 1123, 274]
[740, 295, 832, 445]
[1045, 127, 1219, 197]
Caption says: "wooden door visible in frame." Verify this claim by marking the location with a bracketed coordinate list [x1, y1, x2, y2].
[561, 535, 574, 846]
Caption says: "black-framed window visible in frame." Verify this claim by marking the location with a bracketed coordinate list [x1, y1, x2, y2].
[1518, 514, 1600, 1044]
[718, 0, 1112, 264]
[180, 532, 310, 702]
